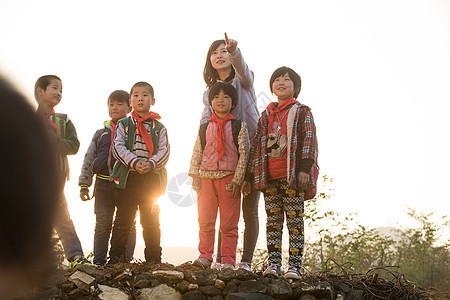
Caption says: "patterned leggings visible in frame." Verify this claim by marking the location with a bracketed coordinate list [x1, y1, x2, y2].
[263, 178, 304, 269]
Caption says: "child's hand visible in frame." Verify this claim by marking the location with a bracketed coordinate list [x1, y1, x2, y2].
[241, 181, 251, 197]
[224, 32, 238, 53]
[297, 171, 310, 190]
[135, 160, 147, 174]
[80, 189, 90, 201]
[192, 177, 202, 192]
[140, 161, 153, 174]
[227, 182, 241, 198]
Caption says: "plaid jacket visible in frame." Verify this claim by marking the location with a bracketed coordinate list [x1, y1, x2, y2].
[247, 101, 318, 191]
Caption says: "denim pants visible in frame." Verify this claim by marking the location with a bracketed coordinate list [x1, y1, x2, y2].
[109, 172, 161, 263]
[217, 188, 260, 264]
[93, 179, 136, 266]
[54, 181, 84, 260]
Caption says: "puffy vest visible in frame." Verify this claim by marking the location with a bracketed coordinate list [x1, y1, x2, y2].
[199, 119, 242, 171]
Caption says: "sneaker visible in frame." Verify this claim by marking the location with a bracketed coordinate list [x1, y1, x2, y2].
[70, 256, 95, 268]
[238, 262, 252, 272]
[263, 263, 282, 278]
[221, 263, 235, 270]
[193, 257, 212, 269]
[284, 266, 302, 280]
[211, 262, 222, 271]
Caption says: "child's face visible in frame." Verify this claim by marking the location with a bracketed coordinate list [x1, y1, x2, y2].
[211, 90, 233, 116]
[272, 73, 295, 101]
[37, 78, 62, 108]
[108, 100, 130, 123]
[210, 43, 231, 71]
[130, 86, 155, 116]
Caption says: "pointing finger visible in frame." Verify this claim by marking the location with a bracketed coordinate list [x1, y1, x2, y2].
[224, 32, 229, 45]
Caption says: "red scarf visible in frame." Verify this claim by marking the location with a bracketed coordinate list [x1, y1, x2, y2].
[41, 108, 61, 135]
[209, 112, 235, 160]
[131, 110, 161, 156]
[110, 121, 117, 156]
[266, 97, 297, 132]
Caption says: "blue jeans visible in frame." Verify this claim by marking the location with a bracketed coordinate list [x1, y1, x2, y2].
[93, 179, 136, 266]
[109, 172, 161, 263]
[54, 181, 84, 260]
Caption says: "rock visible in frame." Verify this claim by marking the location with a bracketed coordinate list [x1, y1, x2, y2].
[334, 281, 351, 294]
[152, 270, 185, 283]
[226, 293, 276, 300]
[296, 282, 332, 298]
[135, 279, 152, 289]
[188, 283, 199, 291]
[345, 289, 366, 300]
[185, 270, 217, 286]
[61, 283, 76, 293]
[336, 292, 345, 300]
[210, 296, 224, 300]
[217, 268, 258, 282]
[115, 268, 132, 281]
[182, 290, 207, 300]
[215, 279, 226, 290]
[299, 295, 317, 300]
[199, 285, 223, 296]
[68, 287, 88, 298]
[175, 280, 191, 293]
[223, 279, 239, 295]
[69, 270, 96, 291]
[136, 284, 182, 300]
[237, 280, 267, 293]
[76, 264, 112, 279]
[97, 284, 129, 300]
[267, 279, 293, 299]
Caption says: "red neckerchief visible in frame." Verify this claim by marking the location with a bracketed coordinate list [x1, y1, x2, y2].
[110, 120, 117, 157]
[266, 97, 297, 132]
[41, 108, 61, 135]
[209, 112, 235, 160]
[131, 110, 161, 156]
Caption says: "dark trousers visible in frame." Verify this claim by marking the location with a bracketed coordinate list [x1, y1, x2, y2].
[93, 179, 136, 266]
[109, 172, 161, 263]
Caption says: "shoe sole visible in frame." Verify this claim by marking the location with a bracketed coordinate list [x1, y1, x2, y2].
[284, 273, 301, 280]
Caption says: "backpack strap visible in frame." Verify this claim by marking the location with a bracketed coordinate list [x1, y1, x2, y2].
[199, 119, 242, 154]
[230, 119, 242, 151]
[55, 113, 67, 139]
[199, 121, 209, 151]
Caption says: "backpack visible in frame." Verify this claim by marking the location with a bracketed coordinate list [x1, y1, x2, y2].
[198, 119, 242, 154]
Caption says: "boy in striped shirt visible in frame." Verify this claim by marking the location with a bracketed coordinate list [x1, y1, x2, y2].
[108, 82, 170, 264]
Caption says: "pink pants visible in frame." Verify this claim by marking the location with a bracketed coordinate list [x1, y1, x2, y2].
[197, 175, 241, 265]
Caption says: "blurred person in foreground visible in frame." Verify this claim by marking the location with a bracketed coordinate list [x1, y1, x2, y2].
[0, 75, 58, 298]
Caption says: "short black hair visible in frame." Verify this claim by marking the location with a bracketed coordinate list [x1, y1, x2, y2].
[34, 75, 61, 101]
[269, 66, 302, 98]
[108, 90, 130, 107]
[130, 81, 154, 98]
[208, 81, 238, 109]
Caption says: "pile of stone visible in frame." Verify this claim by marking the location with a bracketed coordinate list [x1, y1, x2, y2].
[26, 262, 430, 300]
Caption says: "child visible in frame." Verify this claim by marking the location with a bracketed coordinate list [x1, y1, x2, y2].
[243, 67, 318, 280]
[34, 75, 93, 267]
[200, 32, 260, 271]
[108, 82, 169, 264]
[190, 82, 250, 270]
[78, 90, 136, 267]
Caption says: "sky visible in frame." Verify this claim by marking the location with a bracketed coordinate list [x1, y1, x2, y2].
[1, 0, 449, 259]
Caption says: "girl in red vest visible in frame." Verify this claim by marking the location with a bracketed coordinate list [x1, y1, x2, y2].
[189, 82, 250, 270]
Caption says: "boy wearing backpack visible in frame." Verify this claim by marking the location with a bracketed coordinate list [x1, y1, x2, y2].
[35, 75, 93, 267]
[189, 82, 250, 270]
